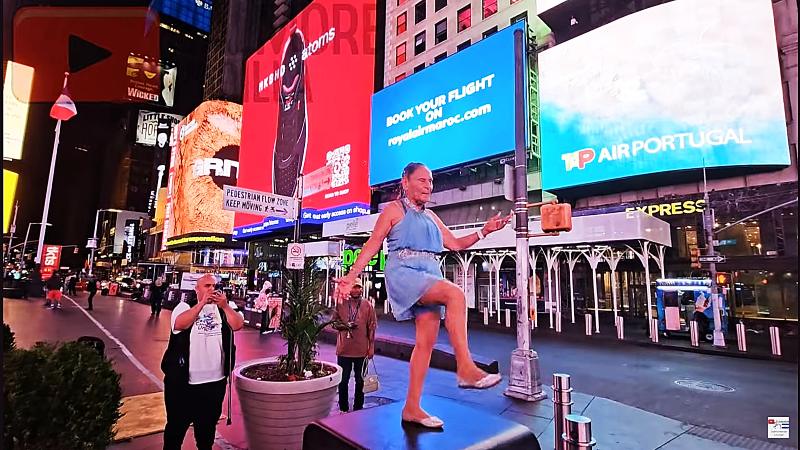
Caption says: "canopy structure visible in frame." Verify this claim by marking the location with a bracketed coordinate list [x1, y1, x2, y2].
[323, 210, 672, 332]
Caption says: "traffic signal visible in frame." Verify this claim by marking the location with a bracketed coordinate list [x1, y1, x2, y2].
[716, 272, 730, 286]
[689, 246, 701, 269]
[541, 203, 573, 232]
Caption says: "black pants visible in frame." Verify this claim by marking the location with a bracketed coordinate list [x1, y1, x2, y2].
[151, 299, 162, 315]
[337, 356, 366, 412]
[68, 286, 76, 295]
[163, 378, 227, 450]
[87, 292, 95, 310]
[694, 312, 711, 340]
[259, 309, 271, 333]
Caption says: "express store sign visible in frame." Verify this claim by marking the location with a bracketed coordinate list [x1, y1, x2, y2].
[40, 245, 62, 279]
[233, 0, 376, 239]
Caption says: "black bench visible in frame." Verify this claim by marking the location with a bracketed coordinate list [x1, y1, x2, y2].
[303, 396, 540, 450]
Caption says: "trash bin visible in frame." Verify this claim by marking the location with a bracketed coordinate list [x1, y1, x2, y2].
[77, 336, 105, 358]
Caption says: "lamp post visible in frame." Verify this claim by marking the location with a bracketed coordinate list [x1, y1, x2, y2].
[89, 209, 121, 276]
[21, 223, 52, 265]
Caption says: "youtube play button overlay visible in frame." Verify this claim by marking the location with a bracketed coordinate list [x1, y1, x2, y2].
[13, 7, 160, 103]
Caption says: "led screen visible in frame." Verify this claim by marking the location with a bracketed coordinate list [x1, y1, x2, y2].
[3, 62, 33, 161]
[234, 0, 376, 239]
[154, 0, 212, 33]
[539, 0, 790, 190]
[370, 22, 523, 185]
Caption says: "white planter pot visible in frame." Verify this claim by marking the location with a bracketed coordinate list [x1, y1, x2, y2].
[234, 357, 342, 450]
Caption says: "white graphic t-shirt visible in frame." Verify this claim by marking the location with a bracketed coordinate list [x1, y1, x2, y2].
[171, 301, 232, 384]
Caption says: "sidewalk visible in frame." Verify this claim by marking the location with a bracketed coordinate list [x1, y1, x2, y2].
[3, 293, 797, 449]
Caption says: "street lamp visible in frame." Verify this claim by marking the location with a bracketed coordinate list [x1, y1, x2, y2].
[20, 223, 52, 265]
[88, 209, 121, 276]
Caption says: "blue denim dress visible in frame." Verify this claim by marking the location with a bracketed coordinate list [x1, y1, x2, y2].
[384, 200, 445, 321]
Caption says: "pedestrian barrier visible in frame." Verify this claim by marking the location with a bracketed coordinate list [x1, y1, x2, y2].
[649, 318, 659, 343]
[505, 309, 511, 328]
[689, 320, 699, 347]
[736, 322, 747, 352]
[584, 314, 592, 336]
[562, 414, 596, 449]
[770, 326, 782, 357]
[553, 373, 573, 450]
[483, 307, 489, 325]
[615, 316, 624, 340]
[555, 311, 562, 333]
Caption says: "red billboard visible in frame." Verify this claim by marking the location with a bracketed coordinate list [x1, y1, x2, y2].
[40, 245, 62, 279]
[233, 0, 376, 239]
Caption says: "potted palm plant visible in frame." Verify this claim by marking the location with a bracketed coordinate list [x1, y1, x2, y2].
[234, 264, 342, 450]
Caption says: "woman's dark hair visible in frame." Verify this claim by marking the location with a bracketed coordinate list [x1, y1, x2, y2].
[401, 162, 426, 179]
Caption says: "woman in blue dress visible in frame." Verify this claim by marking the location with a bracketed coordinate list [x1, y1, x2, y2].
[335, 162, 511, 428]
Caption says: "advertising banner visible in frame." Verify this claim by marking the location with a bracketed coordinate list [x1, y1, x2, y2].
[40, 245, 62, 279]
[540, 0, 791, 190]
[135, 110, 183, 146]
[126, 55, 178, 107]
[162, 100, 243, 249]
[3, 170, 19, 233]
[370, 22, 522, 186]
[3, 62, 33, 161]
[233, 0, 376, 239]
[157, 0, 213, 33]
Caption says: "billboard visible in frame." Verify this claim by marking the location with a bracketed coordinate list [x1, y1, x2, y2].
[539, 0, 791, 191]
[154, 0, 212, 33]
[162, 100, 242, 249]
[370, 22, 522, 186]
[40, 245, 62, 279]
[3, 170, 19, 233]
[233, 0, 376, 239]
[3, 62, 33, 161]
[136, 110, 183, 146]
[126, 55, 178, 107]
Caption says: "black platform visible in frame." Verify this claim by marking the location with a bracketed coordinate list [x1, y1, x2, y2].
[303, 396, 540, 450]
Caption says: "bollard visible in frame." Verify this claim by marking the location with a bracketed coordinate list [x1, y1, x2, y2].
[770, 326, 782, 357]
[562, 414, 597, 449]
[552, 374, 573, 450]
[505, 308, 511, 328]
[689, 320, 699, 347]
[483, 307, 489, 325]
[736, 322, 747, 352]
[584, 314, 593, 336]
[556, 312, 562, 333]
[650, 318, 659, 343]
[616, 316, 624, 340]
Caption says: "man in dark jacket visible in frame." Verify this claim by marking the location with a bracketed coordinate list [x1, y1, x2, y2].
[86, 276, 98, 310]
[161, 274, 243, 450]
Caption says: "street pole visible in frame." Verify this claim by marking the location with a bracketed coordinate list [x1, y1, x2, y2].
[35, 119, 62, 264]
[504, 27, 546, 402]
[21, 223, 49, 265]
[702, 165, 725, 347]
[89, 209, 101, 276]
[6, 201, 19, 263]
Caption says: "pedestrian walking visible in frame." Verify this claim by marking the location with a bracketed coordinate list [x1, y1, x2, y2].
[45, 272, 63, 309]
[150, 277, 166, 317]
[86, 276, 98, 310]
[332, 279, 377, 413]
[335, 162, 509, 428]
[160, 274, 244, 450]
[67, 273, 78, 296]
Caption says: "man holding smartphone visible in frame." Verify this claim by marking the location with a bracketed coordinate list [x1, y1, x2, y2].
[161, 273, 244, 450]
[332, 279, 377, 413]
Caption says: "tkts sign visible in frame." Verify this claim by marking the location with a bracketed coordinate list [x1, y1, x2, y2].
[40, 245, 62, 279]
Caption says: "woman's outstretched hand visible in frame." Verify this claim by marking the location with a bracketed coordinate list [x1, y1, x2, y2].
[334, 277, 355, 302]
[483, 212, 513, 234]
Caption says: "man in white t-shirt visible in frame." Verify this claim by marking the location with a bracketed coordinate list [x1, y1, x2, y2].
[161, 274, 244, 450]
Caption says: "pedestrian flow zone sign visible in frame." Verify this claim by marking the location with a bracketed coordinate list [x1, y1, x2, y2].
[222, 185, 298, 220]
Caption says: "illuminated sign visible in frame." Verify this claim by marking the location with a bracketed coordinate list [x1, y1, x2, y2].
[540, 0, 790, 190]
[164, 233, 231, 249]
[162, 100, 242, 250]
[234, 0, 376, 239]
[3, 170, 19, 233]
[136, 110, 183, 145]
[126, 55, 177, 107]
[370, 22, 522, 185]
[341, 249, 386, 272]
[156, 0, 212, 33]
[3, 62, 33, 161]
[40, 245, 62, 279]
[625, 199, 705, 218]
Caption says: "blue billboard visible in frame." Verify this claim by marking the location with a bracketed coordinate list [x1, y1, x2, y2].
[539, 0, 791, 191]
[152, 0, 213, 33]
[369, 22, 524, 185]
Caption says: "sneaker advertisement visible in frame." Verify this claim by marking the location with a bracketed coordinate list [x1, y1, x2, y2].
[234, 0, 376, 239]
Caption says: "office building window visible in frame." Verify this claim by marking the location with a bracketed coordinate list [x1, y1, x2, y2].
[414, 31, 426, 55]
[397, 12, 407, 35]
[435, 0, 446, 11]
[415, 0, 426, 23]
[414, 63, 426, 73]
[434, 52, 447, 62]
[395, 73, 407, 82]
[457, 40, 471, 52]
[435, 19, 447, 44]
[457, 6, 471, 32]
[510, 12, 526, 25]
[397, 11, 408, 36]
[482, 0, 497, 19]
[396, 42, 407, 65]
[482, 26, 498, 39]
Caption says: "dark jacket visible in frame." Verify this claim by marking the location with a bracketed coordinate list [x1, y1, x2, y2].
[45, 274, 62, 290]
[160, 296, 237, 384]
[150, 283, 166, 302]
[87, 279, 98, 293]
